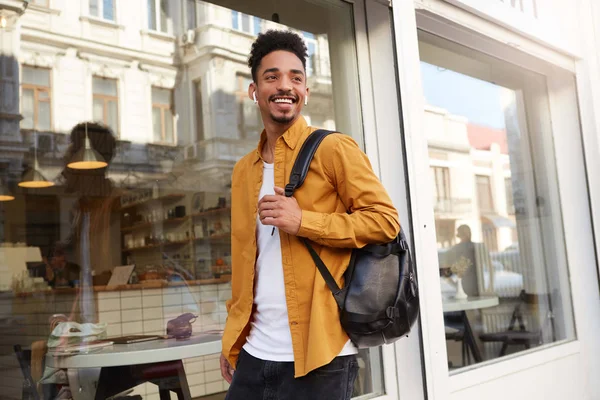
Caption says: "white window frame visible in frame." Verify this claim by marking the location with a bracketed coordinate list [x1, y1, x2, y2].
[392, 0, 600, 399]
[89, 0, 116, 21]
[148, 0, 171, 33]
[353, 1, 426, 399]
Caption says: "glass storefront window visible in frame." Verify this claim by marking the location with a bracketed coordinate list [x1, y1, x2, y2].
[419, 31, 576, 372]
[0, 0, 384, 399]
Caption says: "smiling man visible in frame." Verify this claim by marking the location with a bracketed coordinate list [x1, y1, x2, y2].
[220, 30, 400, 400]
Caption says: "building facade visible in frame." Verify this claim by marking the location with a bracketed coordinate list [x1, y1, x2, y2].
[0, 0, 598, 399]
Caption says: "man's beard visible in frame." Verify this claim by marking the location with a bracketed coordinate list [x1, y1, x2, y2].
[270, 112, 295, 124]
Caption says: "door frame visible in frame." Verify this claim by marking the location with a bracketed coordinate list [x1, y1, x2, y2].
[390, 0, 600, 399]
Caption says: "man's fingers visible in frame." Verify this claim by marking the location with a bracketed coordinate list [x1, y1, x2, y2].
[258, 201, 278, 213]
[259, 210, 279, 220]
[274, 186, 285, 195]
[259, 194, 279, 204]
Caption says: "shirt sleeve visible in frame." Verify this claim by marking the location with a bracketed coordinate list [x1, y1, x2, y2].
[296, 134, 400, 248]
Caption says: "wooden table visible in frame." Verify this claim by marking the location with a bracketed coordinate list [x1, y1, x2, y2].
[442, 296, 499, 364]
[48, 333, 222, 400]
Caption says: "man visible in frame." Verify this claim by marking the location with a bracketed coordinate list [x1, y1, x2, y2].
[440, 225, 492, 296]
[44, 245, 81, 288]
[221, 30, 400, 400]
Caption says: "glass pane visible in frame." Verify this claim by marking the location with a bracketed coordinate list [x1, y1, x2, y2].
[22, 66, 50, 87]
[103, 0, 115, 21]
[107, 100, 118, 134]
[147, 0, 156, 30]
[420, 31, 575, 372]
[160, 0, 169, 33]
[152, 87, 171, 105]
[93, 97, 104, 122]
[241, 13, 250, 33]
[21, 88, 34, 129]
[38, 101, 51, 131]
[2, 2, 373, 400]
[93, 77, 118, 96]
[187, 0, 196, 30]
[231, 10, 238, 30]
[164, 109, 174, 143]
[152, 106, 162, 141]
[89, 0, 99, 16]
[252, 16, 261, 36]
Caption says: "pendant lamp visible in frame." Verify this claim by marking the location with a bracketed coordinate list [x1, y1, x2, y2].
[67, 123, 107, 170]
[0, 181, 14, 201]
[19, 132, 54, 188]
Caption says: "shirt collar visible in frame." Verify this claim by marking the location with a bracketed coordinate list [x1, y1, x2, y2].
[253, 116, 309, 164]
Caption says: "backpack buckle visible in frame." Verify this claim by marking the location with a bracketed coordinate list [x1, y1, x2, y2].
[386, 306, 399, 320]
[284, 184, 296, 197]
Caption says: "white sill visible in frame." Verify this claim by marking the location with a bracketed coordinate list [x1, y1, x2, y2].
[79, 15, 124, 29]
[28, 4, 61, 15]
[140, 29, 176, 41]
[449, 340, 580, 392]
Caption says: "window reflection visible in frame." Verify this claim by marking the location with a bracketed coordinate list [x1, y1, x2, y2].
[420, 32, 575, 371]
[1, 0, 379, 398]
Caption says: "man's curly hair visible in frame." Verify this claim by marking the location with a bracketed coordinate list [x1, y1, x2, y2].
[248, 30, 308, 82]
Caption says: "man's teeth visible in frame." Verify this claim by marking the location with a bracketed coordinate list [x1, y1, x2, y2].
[274, 98, 293, 104]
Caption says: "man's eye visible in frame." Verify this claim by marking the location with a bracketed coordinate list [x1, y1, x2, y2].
[293, 77, 303, 82]
[266, 75, 276, 80]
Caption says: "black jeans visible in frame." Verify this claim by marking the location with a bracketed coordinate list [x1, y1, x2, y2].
[225, 349, 359, 400]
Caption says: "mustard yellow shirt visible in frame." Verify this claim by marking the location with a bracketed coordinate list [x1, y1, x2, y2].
[222, 116, 400, 377]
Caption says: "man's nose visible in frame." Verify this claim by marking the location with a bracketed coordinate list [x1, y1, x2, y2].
[277, 76, 293, 91]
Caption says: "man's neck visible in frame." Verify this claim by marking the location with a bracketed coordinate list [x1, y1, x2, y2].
[262, 115, 301, 160]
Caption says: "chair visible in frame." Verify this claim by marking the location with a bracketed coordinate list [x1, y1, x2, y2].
[445, 325, 470, 367]
[14, 345, 41, 400]
[479, 290, 554, 357]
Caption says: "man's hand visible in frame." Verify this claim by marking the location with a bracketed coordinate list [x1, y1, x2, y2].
[258, 186, 302, 235]
[220, 353, 234, 384]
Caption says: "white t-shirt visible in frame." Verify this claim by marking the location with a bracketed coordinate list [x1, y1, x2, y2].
[243, 162, 357, 361]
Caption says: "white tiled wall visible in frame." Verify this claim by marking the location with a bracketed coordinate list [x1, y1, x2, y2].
[95, 282, 231, 397]
[0, 281, 231, 399]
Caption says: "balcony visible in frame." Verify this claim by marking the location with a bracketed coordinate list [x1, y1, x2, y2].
[433, 197, 472, 217]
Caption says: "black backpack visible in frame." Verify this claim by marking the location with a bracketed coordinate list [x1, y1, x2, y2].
[285, 129, 419, 348]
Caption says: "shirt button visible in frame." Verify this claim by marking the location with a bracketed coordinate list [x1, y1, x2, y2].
[290, 321, 298, 326]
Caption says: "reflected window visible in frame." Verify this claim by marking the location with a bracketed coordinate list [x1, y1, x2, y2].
[152, 87, 174, 143]
[186, 0, 197, 30]
[236, 74, 261, 139]
[148, 0, 170, 33]
[93, 77, 119, 136]
[476, 175, 494, 213]
[89, 0, 115, 21]
[303, 32, 317, 77]
[231, 11, 260, 36]
[21, 66, 51, 131]
[421, 31, 575, 372]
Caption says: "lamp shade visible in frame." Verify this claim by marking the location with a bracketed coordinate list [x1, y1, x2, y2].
[0, 184, 14, 201]
[67, 136, 107, 170]
[18, 160, 54, 188]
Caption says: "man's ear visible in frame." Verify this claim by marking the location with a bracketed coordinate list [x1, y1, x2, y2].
[248, 82, 257, 102]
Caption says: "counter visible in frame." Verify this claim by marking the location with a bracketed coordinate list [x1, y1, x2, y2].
[0, 278, 231, 398]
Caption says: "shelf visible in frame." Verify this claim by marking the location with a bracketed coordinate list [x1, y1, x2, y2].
[191, 207, 231, 218]
[193, 233, 231, 244]
[119, 193, 185, 210]
[122, 239, 191, 252]
[121, 216, 190, 232]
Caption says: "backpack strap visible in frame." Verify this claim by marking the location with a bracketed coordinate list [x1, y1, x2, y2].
[284, 128, 345, 304]
[284, 129, 335, 197]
